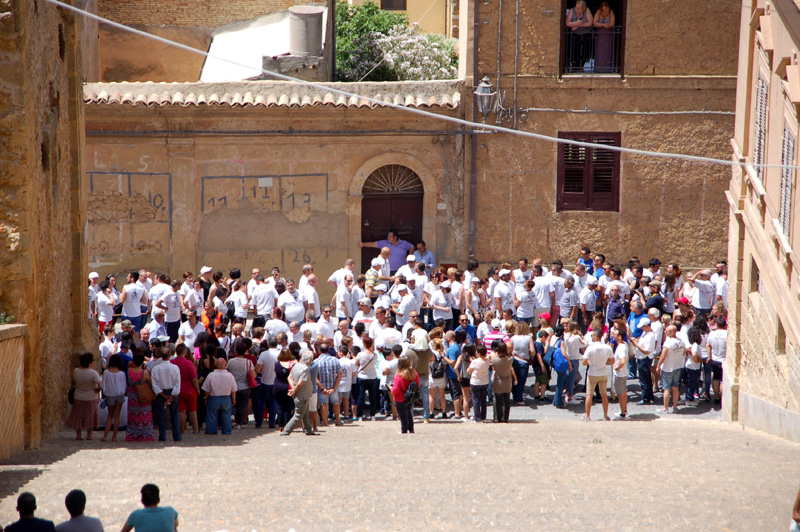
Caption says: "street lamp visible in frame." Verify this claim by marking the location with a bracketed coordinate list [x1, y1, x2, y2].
[473, 76, 497, 124]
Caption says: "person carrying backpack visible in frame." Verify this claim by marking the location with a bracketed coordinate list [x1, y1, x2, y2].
[392, 355, 420, 434]
[551, 324, 572, 408]
[428, 339, 449, 419]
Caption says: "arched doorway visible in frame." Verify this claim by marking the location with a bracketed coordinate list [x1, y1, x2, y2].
[360, 165, 424, 272]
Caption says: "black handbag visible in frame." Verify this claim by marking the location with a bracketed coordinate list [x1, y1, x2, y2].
[68, 380, 75, 405]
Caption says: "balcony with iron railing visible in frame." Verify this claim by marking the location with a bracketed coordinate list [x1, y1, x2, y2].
[562, 26, 623, 75]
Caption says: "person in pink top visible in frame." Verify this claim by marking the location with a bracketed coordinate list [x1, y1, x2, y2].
[171, 344, 200, 434]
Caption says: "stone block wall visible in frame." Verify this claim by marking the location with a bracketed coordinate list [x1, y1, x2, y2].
[98, 0, 318, 27]
[0, 0, 91, 450]
[0, 325, 27, 461]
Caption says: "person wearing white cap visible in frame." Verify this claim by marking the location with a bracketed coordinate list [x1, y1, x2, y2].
[578, 276, 599, 334]
[374, 284, 392, 312]
[88, 272, 100, 323]
[392, 284, 416, 329]
[630, 317, 656, 404]
[353, 298, 375, 327]
[494, 269, 515, 318]
[430, 280, 454, 330]
[395, 255, 417, 282]
[365, 257, 382, 299]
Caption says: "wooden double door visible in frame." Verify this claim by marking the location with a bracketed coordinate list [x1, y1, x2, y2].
[360, 193, 423, 272]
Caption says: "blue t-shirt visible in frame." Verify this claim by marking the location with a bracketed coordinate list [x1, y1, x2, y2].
[454, 324, 477, 345]
[445, 342, 460, 380]
[376, 239, 414, 271]
[126, 506, 178, 532]
[578, 257, 594, 275]
[627, 312, 645, 339]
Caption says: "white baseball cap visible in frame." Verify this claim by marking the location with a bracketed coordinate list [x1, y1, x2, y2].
[88, 272, 99, 280]
[440, 281, 451, 289]
[638, 318, 651, 328]
[499, 269, 511, 277]
[200, 266, 212, 275]
[406, 254, 416, 261]
[376, 284, 387, 292]
[491, 318, 501, 329]
[586, 275, 598, 286]
[470, 277, 480, 283]
[371, 257, 383, 267]
[397, 284, 408, 292]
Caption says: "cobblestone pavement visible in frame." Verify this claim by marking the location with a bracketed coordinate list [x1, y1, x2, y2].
[1, 410, 798, 531]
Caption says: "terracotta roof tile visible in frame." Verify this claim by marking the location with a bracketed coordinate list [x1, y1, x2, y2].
[83, 80, 462, 110]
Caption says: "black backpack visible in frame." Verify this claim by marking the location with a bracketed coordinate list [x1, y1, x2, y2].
[404, 380, 421, 403]
[225, 300, 236, 322]
[430, 354, 446, 379]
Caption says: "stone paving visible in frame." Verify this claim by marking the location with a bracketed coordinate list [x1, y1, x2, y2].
[1, 410, 798, 531]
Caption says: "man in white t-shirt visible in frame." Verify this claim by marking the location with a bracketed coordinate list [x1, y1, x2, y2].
[156, 280, 182, 342]
[558, 276, 580, 321]
[298, 264, 314, 291]
[630, 317, 656, 405]
[689, 269, 715, 316]
[327, 259, 356, 290]
[656, 325, 685, 414]
[251, 275, 279, 327]
[300, 274, 321, 318]
[255, 336, 280, 429]
[395, 255, 417, 283]
[530, 266, 555, 327]
[512, 258, 533, 297]
[368, 307, 389, 340]
[335, 274, 354, 321]
[120, 271, 147, 332]
[246, 268, 261, 298]
[392, 285, 416, 328]
[316, 305, 337, 339]
[148, 274, 171, 320]
[278, 279, 308, 324]
[573, 264, 590, 291]
[578, 278, 598, 333]
[706, 317, 728, 404]
[494, 270, 515, 317]
[353, 299, 376, 328]
[581, 331, 614, 421]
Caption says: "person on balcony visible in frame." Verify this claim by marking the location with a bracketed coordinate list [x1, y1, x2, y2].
[593, 2, 616, 72]
[566, 0, 593, 71]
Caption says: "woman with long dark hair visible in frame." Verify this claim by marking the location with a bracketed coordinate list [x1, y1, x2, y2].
[273, 348, 296, 431]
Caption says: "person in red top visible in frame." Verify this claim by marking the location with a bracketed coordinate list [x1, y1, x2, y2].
[392, 355, 420, 434]
[171, 344, 200, 434]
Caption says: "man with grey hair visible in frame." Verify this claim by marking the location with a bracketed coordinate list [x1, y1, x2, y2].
[288, 321, 303, 344]
[298, 263, 314, 291]
[281, 351, 317, 436]
[301, 273, 320, 318]
[147, 308, 168, 339]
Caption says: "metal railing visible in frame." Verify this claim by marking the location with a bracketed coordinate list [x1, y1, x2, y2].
[563, 26, 622, 74]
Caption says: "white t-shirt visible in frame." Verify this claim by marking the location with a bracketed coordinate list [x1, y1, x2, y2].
[692, 279, 715, 310]
[335, 286, 353, 319]
[512, 268, 533, 295]
[316, 317, 336, 339]
[516, 289, 536, 319]
[707, 329, 727, 363]
[613, 343, 628, 378]
[532, 278, 554, 309]
[494, 282, 514, 312]
[430, 290, 452, 321]
[299, 321, 317, 339]
[148, 284, 170, 318]
[582, 342, 613, 377]
[375, 293, 392, 312]
[636, 331, 656, 360]
[99, 338, 115, 366]
[352, 310, 375, 328]
[334, 329, 356, 349]
[246, 278, 259, 298]
[548, 275, 566, 302]
[328, 267, 352, 288]
[376, 327, 402, 351]
[338, 358, 356, 392]
[185, 289, 204, 314]
[226, 291, 249, 319]
[650, 320, 664, 355]
[356, 350, 379, 379]
[564, 333, 585, 360]
[396, 294, 416, 326]
[178, 320, 206, 350]
[350, 285, 366, 318]
[687, 343, 703, 370]
[468, 357, 490, 386]
[251, 284, 278, 316]
[158, 291, 182, 322]
[257, 349, 278, 385]
[121, 284, 145, 317]
[660, 337, 685, 373]
[301, 285, 321, 317]
[265, 319, 289, 339]
[278, 290, 307, 322]
[579, 287, 596, 311]
[368, 320, 386, 340]
[450, 281, 463, 310]
[96, 292, 114, 322]
[379, 357, 399, 389]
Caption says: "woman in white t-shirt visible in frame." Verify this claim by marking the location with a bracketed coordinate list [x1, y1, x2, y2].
[563, 321, 587, 401]
[226, 281, 250, 324]
[467, 345, 491, 422]
[337, 346, 356, 421]
[95, 280, 117, 334]
[430, 282, 453, 330]
[356, 337, 380, 421]
[686, 326, 706, 405]
[706, 317, 727, 404]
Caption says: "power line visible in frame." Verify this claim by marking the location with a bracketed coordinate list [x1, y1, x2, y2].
[48, 0, 792, 170]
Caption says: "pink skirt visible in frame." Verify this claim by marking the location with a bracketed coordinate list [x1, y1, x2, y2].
[67, 398, 99, 430]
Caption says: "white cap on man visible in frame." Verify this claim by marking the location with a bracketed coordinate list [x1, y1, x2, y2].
[638, 317, 651, 328]
[88, 272, 99, 280]
[499, 269, 511, 277]
[371, 257, 383, 267]
[200, 266, 212, 275]
[406, 254, 416, 262]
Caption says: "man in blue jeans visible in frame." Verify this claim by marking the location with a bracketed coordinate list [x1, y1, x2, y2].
[254, 337, 280, 428]
[149, 347, 181, 441]
[202, 358, 237, 434]
[630, 317, 656, 404]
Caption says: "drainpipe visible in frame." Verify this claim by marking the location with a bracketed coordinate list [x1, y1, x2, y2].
[469, 0, 480, 259]
[513, 0, 519, 129]
[497, 0, 502, 85]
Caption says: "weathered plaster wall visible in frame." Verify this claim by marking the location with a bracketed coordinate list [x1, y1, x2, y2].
[99, 25, 211, 82]
[99, 0, 317, 27]
[0, 0, 90, 449]
[84, 105, 466, 302]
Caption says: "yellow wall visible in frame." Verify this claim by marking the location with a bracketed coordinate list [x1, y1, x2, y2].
[348, 0, 448, 35]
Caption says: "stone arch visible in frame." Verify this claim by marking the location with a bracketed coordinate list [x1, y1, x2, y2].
[348, 152, 438, 261]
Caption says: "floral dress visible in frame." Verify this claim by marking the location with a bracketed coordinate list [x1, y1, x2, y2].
[126, 367, 155, 442]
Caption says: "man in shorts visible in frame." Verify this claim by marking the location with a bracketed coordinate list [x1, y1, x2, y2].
[656, 325, 685, 414]
[314, 342, 343, 426]
[581, 330, 614, 421]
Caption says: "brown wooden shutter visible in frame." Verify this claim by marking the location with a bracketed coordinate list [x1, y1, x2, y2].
[779, 124, 795, 238]
[589, 133, 621, 211]
[558, 132, 620, 211]
[754, 75, 768, 179]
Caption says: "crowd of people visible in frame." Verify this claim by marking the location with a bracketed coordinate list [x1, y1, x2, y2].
[77, 230, 730, 440]
[2, 484, 176, 532]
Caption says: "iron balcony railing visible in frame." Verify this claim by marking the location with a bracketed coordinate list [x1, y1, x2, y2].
[563, 26, 623, 74]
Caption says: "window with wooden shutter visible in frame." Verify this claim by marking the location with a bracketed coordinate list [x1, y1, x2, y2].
[381, 0, 407, 10]
[557, 132, 621, 211]
[754, 75, 768, 179]
[779, 123, 795, 238]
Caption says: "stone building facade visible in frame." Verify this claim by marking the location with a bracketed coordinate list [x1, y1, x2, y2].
[725, 0, 800, 442]
[0, 0, 92, 450]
